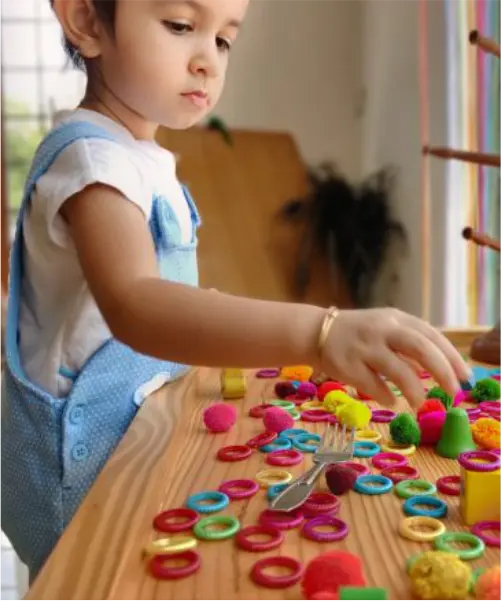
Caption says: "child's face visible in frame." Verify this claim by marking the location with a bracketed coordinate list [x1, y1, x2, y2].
[99, 0, 249, 129]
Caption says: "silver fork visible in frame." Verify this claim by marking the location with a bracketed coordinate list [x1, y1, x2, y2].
[269, 423, 355, 512]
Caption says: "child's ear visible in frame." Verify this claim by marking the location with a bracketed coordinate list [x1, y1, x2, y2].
[52, 0, 103, 60]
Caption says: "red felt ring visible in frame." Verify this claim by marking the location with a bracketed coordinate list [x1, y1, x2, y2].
[381, 465, 419, 484]
[246, 431, 278, 449]
[153, 508, 200, 533]
[259, 508, 305, 530]
[251, 556, 304, 589]
[218, 479, 260, 499]
[371, 409, 397, 423]
[302, 492, 340, 517]
[266, 449, 303, 466]
[436, 475, 461, 496]
[150, 550, 201, 580]
[285, 394, 308, 405]
[217, 445, 253, 462]
[236, 525, 284, 552]
[248, 403, 274, 418]
[301, 409, 331, 423]
[341, 461, 371, 477]
[372, 452, 409, 470]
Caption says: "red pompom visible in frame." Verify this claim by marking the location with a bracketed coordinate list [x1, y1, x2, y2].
[356, 390, 372, 401]
[203, 402, 237, 433]
[263, 406, 294, 433]
[417, 398, 446, 419]
[302, 551, 366, 600]
[318, 382, 346, 401]
[275, 381, 297, 399]
[310, 591, 337, 600]
[325, 464, 358, 495]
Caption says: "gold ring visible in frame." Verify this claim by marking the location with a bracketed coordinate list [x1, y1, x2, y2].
[256, 468, 293, 488]
[355, 429, 382, 443]
[144, 535, 197, 556]
[382, 441, 416, 456]
[399, 516, 446, 542]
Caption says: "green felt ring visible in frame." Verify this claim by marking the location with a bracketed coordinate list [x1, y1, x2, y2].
[193, 515, 240, 541]
[269, 399, 296, 411]
[290, 408, 301, 421]
[470, 567, 487, 594]
[395, 479, 437, 499]
[406, 552, 424, 574]
[434, 532, 485, 561]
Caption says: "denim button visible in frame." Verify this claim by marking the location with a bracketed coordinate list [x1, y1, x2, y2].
[69, 405, 85, 424]
[71, 443, 89, 462]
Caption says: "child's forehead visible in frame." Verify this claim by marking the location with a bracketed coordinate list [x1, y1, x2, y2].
[149, 0, 249, 22]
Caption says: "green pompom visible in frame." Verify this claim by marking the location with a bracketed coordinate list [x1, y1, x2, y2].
[471, 378, 501, 402]
[426, 386, 453, 410]
[389, 413, 421, 445]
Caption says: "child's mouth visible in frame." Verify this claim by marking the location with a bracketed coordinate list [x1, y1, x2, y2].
[181, 91, 209, 108]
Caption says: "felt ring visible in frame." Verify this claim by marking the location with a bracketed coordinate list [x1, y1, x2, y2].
[267, 483, 289, 500]
[280, 428, 308, 440]
[395, 479, 437, 499]
[301, 515, 349, 542]
[260, 437, 292, 453]
[218, 479, 260, 500]
[256, 368, 280, 378]
[246, 431, 278, 449]
[353, 441, 381, 458]
[256, 468, 293, 488]
[471, 521, 501, 547]
[248, 403, 274, 418]
[300, 400, 323, 411]
[492, 448, 501, 455]
[269, 399, 296, 411]
[144, 535, 197, 557]
[150, 550, 201, 580]
[354, 474, 393, 495]
[399, 516, 446, 542]
[436, 475, 461, 496]
[327, 414, 339, 424]
[403, 495, 447, 518]
[266, 449, 303, 466]
[371, 409, 397, 423]
[355, 429, 382, 443]
[153, 508, 200, 533]
[251, 556, 304, 589]
[458, 450, 501, 472]
[259, 508, 305, 530]
[381, 441, 416, 456]
[285, 394, 309, 405]
[186, 491, 229, 514]
[217, 445, 252, 462]
[194, 515, 240, 540]
[381, 465, 419, 484]
[301, 409, 331, 422]
[479, 401, 501, 413]
[342, 461, 371, 477]
[372, 452, 409, 470]
[292, 432, 322, 453]
[289, 408, 301, 421]
[434, 532, 485, 560]
[236, 525, 284, 552]
[302, 492, 340, 517]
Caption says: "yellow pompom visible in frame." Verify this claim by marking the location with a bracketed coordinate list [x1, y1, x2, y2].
[471, 417, 500, 450]
[409, 551, 471, 600]
[323, 390, 355, 414]
[336, 400, 371, 429]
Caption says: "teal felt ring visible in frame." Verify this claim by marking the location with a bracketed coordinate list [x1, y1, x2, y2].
[403, 495, 447, 518]
[267, 483, 289, 500]
[292, 432, 321, 452]
[260, 437, 292, 453]
[281, 428, 308, 440]
[353, 441, 381, 458]
[354, 474, 393, 495]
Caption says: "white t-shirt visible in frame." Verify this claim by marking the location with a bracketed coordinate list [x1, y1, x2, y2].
[19, 108, 193, 397]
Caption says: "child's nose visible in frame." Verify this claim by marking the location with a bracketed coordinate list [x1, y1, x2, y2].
[189, 51, 219, 80]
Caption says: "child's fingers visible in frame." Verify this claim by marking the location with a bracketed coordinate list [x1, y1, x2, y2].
[349, 363, 397, 406]
[370, 350, 425, 407]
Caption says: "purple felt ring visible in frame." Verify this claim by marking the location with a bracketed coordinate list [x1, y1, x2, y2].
[259, 509, 305, 530]
[301, 515, 349, 542]
[458, 450, 501, 472]
[301, 409, 331, 423]
[471, 520, 500, 547]
[256, 368, 280, 379]
[371, 409, 397, 423]
[372, 452, 409, 470]
[219, 479, 260, 499]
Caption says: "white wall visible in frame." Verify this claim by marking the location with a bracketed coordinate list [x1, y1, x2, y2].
[361, 0, 447, 323]
[214, 0, 364, 179]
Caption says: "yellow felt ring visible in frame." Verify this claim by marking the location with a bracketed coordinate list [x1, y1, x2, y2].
[300, 400, 322, 411]
[144, 535, 197, 556]
[382, 441, 416, 456]
[256, 468, 293, 488]
[355, 429, 382, 443]
[399, 516, 446, 542]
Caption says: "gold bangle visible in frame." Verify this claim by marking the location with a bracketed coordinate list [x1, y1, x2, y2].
[318, 306, 340, 357]
[143, 535, 197, 557]
[399, 516, 445, 542]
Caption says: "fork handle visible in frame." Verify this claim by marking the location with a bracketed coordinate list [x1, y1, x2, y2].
[304, 461, 327, 486]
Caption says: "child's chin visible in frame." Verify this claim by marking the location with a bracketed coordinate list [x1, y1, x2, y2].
[162, 111, 207, 131]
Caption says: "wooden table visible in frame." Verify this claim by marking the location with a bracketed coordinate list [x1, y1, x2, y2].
[27, 329, 500, 600]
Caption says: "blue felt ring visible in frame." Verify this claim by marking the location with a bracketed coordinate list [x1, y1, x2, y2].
[292, 432, 322, 453]
[353, 441, 381, 458]
[280, 428, 308, 440]
[260, 437, 292, 453]
[403, 495, 448, 518]
[186, 491, 230, 513]
[354, 474, 393, 495]
[267, 483, 289, 500]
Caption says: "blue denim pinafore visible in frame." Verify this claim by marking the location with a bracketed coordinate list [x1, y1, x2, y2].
[1, 121, 201, 579]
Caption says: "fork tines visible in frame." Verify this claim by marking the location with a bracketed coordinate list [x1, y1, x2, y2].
[320, 422, 355, 454]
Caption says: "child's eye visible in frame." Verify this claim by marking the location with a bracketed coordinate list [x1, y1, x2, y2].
[216, 37, 231, 52]
[163, 20, 192, 34]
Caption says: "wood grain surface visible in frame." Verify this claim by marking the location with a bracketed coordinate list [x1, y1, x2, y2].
[27, 329, 500, 600]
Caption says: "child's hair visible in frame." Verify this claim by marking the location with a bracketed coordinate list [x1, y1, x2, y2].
[49, 0, 116, 69]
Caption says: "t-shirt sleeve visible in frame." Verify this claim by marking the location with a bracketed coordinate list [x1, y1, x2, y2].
[34, 137, 151, 248]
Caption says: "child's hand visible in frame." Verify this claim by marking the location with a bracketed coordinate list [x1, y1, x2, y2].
[321, 308, 471, 407]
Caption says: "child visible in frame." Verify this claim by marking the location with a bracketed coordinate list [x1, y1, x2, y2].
[2, 0, 470, 582]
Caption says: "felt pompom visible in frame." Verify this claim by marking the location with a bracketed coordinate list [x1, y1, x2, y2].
[263, 406, 295, 433]
[302, 551, 366, 600]
[203, 402, 237, 433]
[418, 410, 446, 445]
[325, 464, 358, 495]
[323, 390, 355, 414]
[281, 365, 314, 382]
[471, 378, 501, 402]
[274, 381, 297, 399]
[318, 381, 346, 401]
[475, 566, 501, 600]
[336, 401, 371, 429]
[426, 386, 453, 410]
[296, 381, 318, 399]
[310, 592, 336, 600]
[409, 551, 471, 600]
[471, 417, 500, 450]
[417, 399, 446, 420]
[390, 413, 421, 445]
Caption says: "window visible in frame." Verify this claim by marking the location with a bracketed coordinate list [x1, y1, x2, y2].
[1, 0, 86, 235]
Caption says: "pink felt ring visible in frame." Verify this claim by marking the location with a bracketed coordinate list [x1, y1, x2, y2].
[458, 450, 501, 472]
[256, 368, 280, 378]
[467, 407, 481, 419]
[301, 515, 349, 542]
[480, 401, 501, 412]
[301, 409, 331, 423]
[301, 492, 340, 517]
[266, 449, 303, 467]
[218, 479, 260, 500]
[371, 409, 397, 423]
[436, 475, 461, 496]
[259, 508, 304, 530]
[372, 452, 409, 470]
[471, 520, 500, 547]
[491, 448, 501, 455]
[342, 461, 371, 477]
[381, 465, 419, 484]
[327, 414, 339, 424]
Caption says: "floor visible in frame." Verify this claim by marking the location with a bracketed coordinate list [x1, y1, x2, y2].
[1, 533, 27, 601]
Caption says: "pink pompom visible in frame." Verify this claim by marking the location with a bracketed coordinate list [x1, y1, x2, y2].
[297, 381, 318, 399]
[203, 402, 237, 433]
[418, 410, 446, 445]
[263, 406, 294, 433]
[454, 390, 472, 406]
